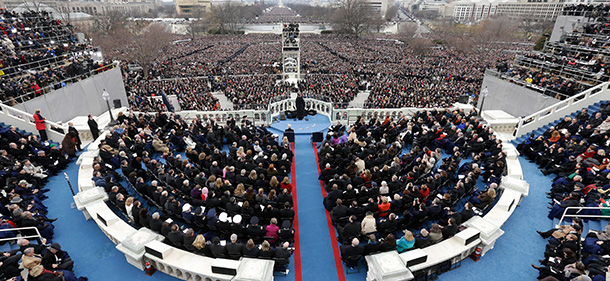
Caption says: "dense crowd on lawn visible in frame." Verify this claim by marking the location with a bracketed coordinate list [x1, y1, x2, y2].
[123, 32, 525, 111]
[89, 112, 295, 269]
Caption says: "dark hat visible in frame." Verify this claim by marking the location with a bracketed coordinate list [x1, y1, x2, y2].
[250, 216, 259, 225]
[50, 243, 61, 250]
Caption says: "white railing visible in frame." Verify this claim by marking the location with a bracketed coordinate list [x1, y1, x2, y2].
[333, 105, 474, 124]
[132, 98, 476, 130]
[0, 226, 43, 244]
[0, 103, 68, 143]
[557, 206, 610, 227]
[514, 81, 610, 138]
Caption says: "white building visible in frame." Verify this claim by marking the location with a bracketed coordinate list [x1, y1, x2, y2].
[446, 0, 584, 24]
[365, 0, 390, 16]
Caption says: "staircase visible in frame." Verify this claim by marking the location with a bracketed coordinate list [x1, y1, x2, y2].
[511, 101, 608, 146]
[514, 82, 610, 140]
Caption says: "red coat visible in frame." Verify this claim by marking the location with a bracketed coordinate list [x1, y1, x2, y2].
[34, 113, 45, 131]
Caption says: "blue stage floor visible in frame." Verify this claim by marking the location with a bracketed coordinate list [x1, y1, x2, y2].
[270, 114, 330, 135]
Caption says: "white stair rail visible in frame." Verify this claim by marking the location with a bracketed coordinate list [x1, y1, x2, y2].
[0, 103, 68, 143]
[557, 206, 610, 227]
[514, 82, 610, 138]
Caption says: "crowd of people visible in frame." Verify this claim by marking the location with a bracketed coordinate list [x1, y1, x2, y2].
[89, 112, 296, 270]
[123, 32, 524, 112]
[0, 9, 109, 105]
[516, 102, 610, 280]
[313, 108, 506, 262]
[498, 4, 610, 99]
[0, 117, 89, 280]
[241, 6, 325, 24]
[562, 3, 610, 19]
[213, 75, 291, 110]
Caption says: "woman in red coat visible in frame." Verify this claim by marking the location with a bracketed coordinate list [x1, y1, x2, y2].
[33, 109, 47, 141]
[280, 177, 292, 193]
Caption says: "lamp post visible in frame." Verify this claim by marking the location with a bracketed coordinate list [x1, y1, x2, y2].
[102, 89, 118, 127]
[478, 87, 488, 116]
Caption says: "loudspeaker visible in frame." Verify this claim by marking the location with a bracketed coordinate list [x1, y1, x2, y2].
[144, 246, 164, 259]
[285, 110, 296, 119]
[113, 99, 122, 109]
[279, 112, 286, 120]
[308, 110, 317, 116]
[311, 132, 323, 142]
[458, 95, 469, 104]
[402, 249, 428, 267]
[211, 259, 240, 275]
[455, 228, 480, 246]
[97, 213, 107, 226]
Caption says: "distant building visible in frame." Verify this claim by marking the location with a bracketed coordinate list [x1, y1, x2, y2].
[0, 0, 159, 17]
[445, 0, 592, 23]
[175, 0, 211, 14]
[418, 0, 447, 14]
[364, 0, 389, 16]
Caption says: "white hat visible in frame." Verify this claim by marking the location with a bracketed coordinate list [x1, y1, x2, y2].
[182, 203, 192, 213]
[219, 212, 228, 223]
[233, 214, 242, 224]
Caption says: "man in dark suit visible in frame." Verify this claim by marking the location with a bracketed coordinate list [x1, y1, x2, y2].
[363, 234, 381, 255]
[225, 234, 243, 260]
[149, 212, 163, 232]
[67, 122, 81, 151]
[340, 238, 364, 259]
[295, 95, 305, 120]
[274, 241, 293, 259]
[88, 115, 99, 140]
[41, 243, 73, 271]
[209, 237, 227, 258]
[183, 228, 197, 251]
[441, 218, 458, 239]
[167, 224, 185, 248]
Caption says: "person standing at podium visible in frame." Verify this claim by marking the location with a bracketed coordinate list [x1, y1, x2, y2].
[295, 95, 305, 120]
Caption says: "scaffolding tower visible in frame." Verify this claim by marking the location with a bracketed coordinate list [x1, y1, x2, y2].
[281, 23, 300, 83]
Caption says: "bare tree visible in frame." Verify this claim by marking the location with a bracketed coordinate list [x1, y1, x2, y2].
[91, 20, 170, 77]
[410, 37, 433, 56]
[398, 22, 418, 43]
[370, 14, 386, 33]
[20, 0, 45, 13]
[206, 2, 241, 33]
[480, 16, 517, 42]
[385, 6, 398, 21]
[520, 18, 553, 40]
[184, 7, 206, 40]
[124, 23, 172, 77]
[332, 0, 375, 36]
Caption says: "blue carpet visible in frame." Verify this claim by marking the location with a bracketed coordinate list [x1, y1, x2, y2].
[270, 114, 331, 135]
[438, 156, 547, 280]
[293, 134, 344, 280]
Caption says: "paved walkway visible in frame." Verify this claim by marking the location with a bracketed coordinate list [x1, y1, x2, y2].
[348, 89, 370, 108]
[213, 91, 234, 110]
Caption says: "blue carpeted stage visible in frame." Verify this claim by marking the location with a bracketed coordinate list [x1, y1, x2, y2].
[270, 114, 330, 135]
